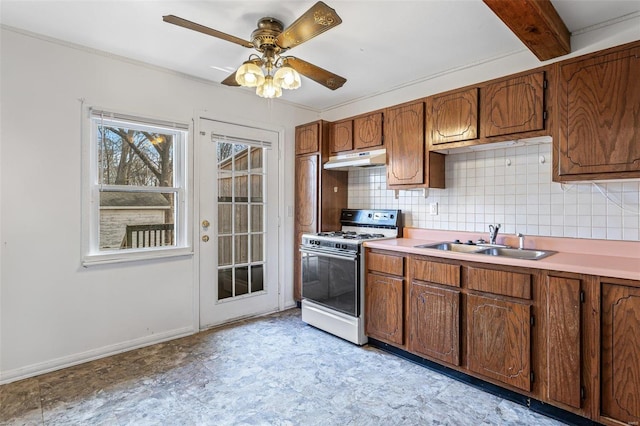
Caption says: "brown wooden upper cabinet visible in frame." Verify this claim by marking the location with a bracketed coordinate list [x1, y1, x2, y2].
[295, 122, 320, 155]
[427, 87, 479, 146]
[354, 112, 384, 149]
[385, 101, 445, 189]
[556, 41, 640, 181]
[329, 119, 353, 154]
[481, 70, 545, 138]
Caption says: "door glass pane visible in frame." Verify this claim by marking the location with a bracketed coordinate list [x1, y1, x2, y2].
[218, 204, 232, 234]
[236, 266, 249, 296]
[251, 265, 264, 292]
[234, 205, 248, 233]
[218, 236, 232, 266]
[215, 141, 267, 302]
[250, 205, 263, 232]
[218, 269, 233, 300]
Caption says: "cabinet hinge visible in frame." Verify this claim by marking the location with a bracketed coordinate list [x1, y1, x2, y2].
[580, 290, 585, 303]
[200, 131, 206, 136]
[580, 386, 585, 400]
[530, 372, 535, 382]
[530, 315, 535, 326]
[543, 79, 548, 89]
[543, 111, 547, 121]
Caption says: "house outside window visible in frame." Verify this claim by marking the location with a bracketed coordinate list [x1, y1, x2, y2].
[83, 109, 190, 265]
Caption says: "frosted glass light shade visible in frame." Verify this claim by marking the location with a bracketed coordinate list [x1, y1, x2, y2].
[256, 75, 282, 98]
[274, 66, 301, 90]
[236, 61, 265, 87]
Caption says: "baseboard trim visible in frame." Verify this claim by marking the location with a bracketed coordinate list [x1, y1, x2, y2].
[367, 338, 602, 426]
[0, 326, 195, 385]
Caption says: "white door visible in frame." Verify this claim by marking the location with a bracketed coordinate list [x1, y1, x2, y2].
[199, 118, 280, 328]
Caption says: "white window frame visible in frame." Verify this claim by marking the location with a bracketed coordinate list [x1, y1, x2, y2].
[82, 107, 192, 266]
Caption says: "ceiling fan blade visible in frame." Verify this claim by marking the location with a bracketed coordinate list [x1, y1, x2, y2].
[221, 72, 240, 87]
[163, 15, 253, 49]
[275, 1, 342, 50]
[285, 57, 346, 90]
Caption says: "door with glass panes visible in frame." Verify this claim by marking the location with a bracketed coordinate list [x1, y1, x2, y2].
[199, 119, 280, 327]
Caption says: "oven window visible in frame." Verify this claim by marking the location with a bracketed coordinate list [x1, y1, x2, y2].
[301, 251, 358, 316]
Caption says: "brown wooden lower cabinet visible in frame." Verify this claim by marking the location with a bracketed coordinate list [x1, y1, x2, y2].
[365, 272, 404, 346]
[466, 293, 532, 391]
[408, 280, 460, 365]
[600, 281, 640, 425]
[546, 275, 582, 409]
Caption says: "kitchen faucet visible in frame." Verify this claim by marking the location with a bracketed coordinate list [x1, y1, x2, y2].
[488, 224, 501, 245]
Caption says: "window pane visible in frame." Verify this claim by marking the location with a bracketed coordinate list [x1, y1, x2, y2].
[234, 144, 249, 171]
[235, 235, 248, 264]
[235, 175, 248, 202]
[218, 236, 232, 266]
[251, 265, 264, 292]
[236, 266, 249, 296]
[251, 234, 263, 262]
[217, 142, 234, 166]
[99, 191, 175, 250]
[218, 174, 232, 202]
[250, 205, 263, 232]
[218, 269, 233, 300]
[249, 148, 263, 172]
[98, 126, 173, 187]
[218, 204, 232, 234]
[251, 175, 263, 202]
[235, 204, 248, 233]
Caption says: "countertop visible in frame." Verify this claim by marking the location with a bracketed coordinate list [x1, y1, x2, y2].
[364, 228, 640, 281]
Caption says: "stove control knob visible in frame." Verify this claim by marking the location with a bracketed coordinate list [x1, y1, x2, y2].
[335, 243, 341, 248]
[342, 244, 348, 249]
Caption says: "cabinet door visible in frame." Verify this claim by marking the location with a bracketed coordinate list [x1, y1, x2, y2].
[330, 120, 353, 153]
[428, 87, 478, 145]
[546, 276, 581, 409]
[558, 44, 640, 177]
[467, 293, 532, 391]
[295, 122, 320, 155]
[385, 102, 425, 186]
[409, 281, 460, 365]
[293, 154, 319, 300]
[601, 283, 640, 424]
[354, 112, 383, 149]
[365, 272, 404, 345]
[481, 71, 545, 138]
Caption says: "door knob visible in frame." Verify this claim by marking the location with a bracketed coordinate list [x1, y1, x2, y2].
[202, 220, 210, 228]
[202, 235, 210, 242]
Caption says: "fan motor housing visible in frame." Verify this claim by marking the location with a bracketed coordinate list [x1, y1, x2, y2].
[251, 17, 285, 52]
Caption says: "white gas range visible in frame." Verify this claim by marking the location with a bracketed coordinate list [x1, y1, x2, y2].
[299, 209, 402, 345]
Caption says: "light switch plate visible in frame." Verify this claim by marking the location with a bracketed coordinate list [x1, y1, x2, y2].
[429, 202, 438, 215]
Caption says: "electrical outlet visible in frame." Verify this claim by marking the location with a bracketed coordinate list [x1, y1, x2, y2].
[429, 202, 438, 215]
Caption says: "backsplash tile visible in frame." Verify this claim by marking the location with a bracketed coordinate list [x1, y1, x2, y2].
[348, 143, 640, 241]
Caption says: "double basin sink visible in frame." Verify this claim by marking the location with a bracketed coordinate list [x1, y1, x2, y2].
[414, 242, 556, 261]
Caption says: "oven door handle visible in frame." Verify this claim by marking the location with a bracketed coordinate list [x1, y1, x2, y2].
[299, 247, 358, 262]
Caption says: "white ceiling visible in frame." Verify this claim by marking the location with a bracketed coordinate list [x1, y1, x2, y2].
[2, 1, 639, 111]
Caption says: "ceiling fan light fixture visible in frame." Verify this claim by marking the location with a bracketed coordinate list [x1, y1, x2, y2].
[236, 61, 265, 87]
[256, 75, 282, 98]
[274, 65, 301, 90]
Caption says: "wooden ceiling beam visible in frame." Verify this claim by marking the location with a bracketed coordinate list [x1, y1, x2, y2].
[483, 0, 571, 61]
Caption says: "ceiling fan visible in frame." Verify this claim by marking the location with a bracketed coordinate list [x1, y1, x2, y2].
[163, 1, 347, 99]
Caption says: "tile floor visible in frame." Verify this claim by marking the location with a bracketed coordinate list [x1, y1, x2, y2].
[1, 308, 566, 425]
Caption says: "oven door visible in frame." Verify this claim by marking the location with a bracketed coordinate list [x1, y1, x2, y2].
[300, 246, 359, 317]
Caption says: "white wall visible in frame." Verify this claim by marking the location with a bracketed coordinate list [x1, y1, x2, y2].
[0, 28, 317, 382]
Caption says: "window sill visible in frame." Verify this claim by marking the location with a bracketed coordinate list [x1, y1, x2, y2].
[82, 247, 193, 267]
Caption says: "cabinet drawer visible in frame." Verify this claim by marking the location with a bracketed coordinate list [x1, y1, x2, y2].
[367, 252, 404, 276]
[467, 267, 531, 299]
[411, 258, 460, 287]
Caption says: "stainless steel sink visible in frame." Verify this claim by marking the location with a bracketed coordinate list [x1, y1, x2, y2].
[415, 241, 556, 260]
[476, 247, 556, 260]
[414, 242, 486, 253]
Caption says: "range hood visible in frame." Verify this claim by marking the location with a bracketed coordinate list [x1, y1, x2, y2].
[323, 149, 386, 171]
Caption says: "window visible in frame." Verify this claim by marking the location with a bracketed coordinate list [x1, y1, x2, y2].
[83, 109, 190, 264]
